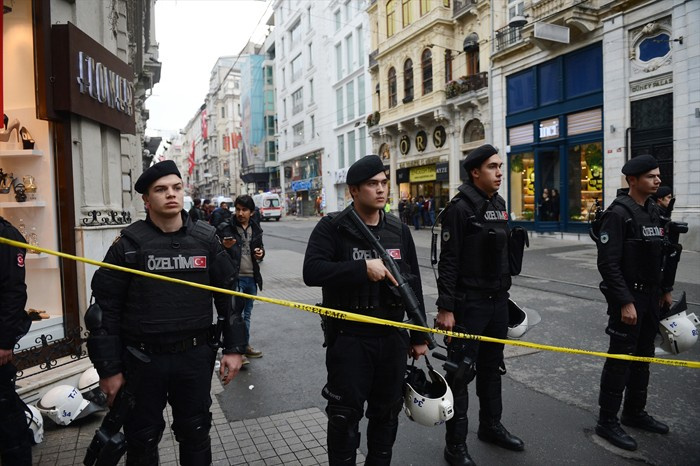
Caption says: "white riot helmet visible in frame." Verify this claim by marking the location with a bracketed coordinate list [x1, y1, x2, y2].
[508, 299, 529, 339]
[37, 385, 102, 426]
[404, 357, 454, 427]
[26, 405, 44, 444]
[658, 292, 700, 355]
[78, 366, 107, 408]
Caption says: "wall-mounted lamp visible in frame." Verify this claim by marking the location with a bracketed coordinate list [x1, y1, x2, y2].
[509, 14, 530, 28]
[427, 43, 464, 56]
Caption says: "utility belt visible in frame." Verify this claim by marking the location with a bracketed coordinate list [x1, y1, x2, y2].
[124, 328, 212, 354]
[628, 281, 658, 294]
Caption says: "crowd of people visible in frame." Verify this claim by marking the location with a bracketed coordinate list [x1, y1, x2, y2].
[398, 195, 436, 230]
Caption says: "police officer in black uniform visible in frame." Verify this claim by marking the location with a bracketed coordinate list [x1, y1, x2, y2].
[303, 155, 429, 465]
[435, 145, 525, 466]
[88, 161, 247, 465]
[0, 217, 33, 466]
[594, 154, 674, 451]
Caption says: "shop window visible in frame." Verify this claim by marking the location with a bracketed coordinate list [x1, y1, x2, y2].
[564, 44, 602, 98]
[567, 142, 603, 222]
[509, 152, 535, 221]
[538, 60, 561, 105]
[388, 67, 397, 108]
[403, 59, 414, 101]
[422, 49, 433, 95]
[507, 69, 534, 113]
[463, 119, 485, 144]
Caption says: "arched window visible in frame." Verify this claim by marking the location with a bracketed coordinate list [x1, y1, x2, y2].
[386, 0, 396, 37]
[403, 59, 414, 101]
[422, 49, 433, 95]
[388, 67, 397, 108]
[463, 119, 485, 144]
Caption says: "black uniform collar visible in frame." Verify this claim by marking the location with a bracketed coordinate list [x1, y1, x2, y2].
[144, 210, 189, 234]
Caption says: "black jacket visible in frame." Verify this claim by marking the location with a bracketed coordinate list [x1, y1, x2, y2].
[216, 218, 265, 290]
[0, 217, 30, 350]
[303, 209, 427, 345]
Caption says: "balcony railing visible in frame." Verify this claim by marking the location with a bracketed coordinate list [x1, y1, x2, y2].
[453, 0, 478, 19]
[445, 72, 488, 99]
[495, 25, 523, 52]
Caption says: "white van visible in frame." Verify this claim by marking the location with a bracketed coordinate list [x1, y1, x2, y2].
[253, 193, 283, 221]
[184, 196, 194, 212]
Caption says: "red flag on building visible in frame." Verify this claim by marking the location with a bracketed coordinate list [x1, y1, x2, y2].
[231, 132, 238, 149]
[188, 141, 195, 175]
[201, 110, 208, 139]
[224, 135, 230, 152]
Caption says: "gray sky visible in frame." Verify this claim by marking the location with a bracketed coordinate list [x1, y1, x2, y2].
[145, 0, 271, 138]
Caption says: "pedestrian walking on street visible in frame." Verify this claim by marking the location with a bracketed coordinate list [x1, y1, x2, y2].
[188, 197, 205, 223]
[0, 216, 34, 466]
[435, 144, 527, 465]
[88, 160, 247, 465]
[216, 194, 266, 363]
[303, 155, 429, 465]
[593, 155, 679, 451]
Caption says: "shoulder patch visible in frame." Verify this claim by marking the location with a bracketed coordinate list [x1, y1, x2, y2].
[17, 253, 25, 268]
[442, 229, 451, 242]
[600, 232, 609, 244]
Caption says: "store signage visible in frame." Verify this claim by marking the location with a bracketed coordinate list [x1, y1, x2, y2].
[51, 23, 136, 134]
[416, 130, 428, 152]
[335, 168, 348, 185]
[409, 165, 436, 183]
[436, 162, 449, 181]
[396, 168, 410, 183]
[539, 118, 559, 140]
[433, 126, 446, 148]
[630, 74, 673, 94]
[292, 180, 311, 191]
[400, 135, 411, 155]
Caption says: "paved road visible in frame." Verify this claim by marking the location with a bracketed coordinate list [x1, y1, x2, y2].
[218, 216, 700, 465]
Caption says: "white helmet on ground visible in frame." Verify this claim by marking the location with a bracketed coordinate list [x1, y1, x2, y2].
[404, 358, 454, 427]
[508, 299, 529, 339]
[36, 385, 102, 426]
[26, 405, 44, 444]
[657, 291, 700, 355]
[78, 366, 107, 408]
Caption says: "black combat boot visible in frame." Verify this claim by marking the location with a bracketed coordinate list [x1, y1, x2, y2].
[477, 421, 524, 451]
[621, 389, 669, 434]
[595, 413, 637, 451]
[444, 394, 475, 465]
[444, 442, 476, 466]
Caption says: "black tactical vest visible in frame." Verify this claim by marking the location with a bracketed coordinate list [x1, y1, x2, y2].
[610, 195, 665, 285]
[455, 183, 511, 291]
[322, 207, 408, 322]
[119, 219, 218, 340]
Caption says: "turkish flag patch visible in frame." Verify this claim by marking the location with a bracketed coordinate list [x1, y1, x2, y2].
[193, 256, 207, 268]
[387, 249, 402, 260]
[17, 253, 25, 268]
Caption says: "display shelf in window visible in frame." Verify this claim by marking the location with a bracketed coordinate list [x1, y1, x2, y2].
[0, 200, 46, 208]
[0, 149, 44, 158]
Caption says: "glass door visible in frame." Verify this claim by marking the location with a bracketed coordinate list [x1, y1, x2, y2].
[535, 147, 561, 229]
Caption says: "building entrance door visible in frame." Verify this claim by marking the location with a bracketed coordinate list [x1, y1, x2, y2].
[534, 147, 561, 230]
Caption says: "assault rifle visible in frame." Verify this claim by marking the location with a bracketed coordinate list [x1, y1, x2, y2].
[347, 207, 436, 349]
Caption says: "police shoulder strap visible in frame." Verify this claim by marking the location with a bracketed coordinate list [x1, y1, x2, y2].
[121, 220, 159, 249]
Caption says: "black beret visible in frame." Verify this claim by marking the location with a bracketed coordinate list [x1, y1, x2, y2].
[135, 160, 182, 194]
[653, 185, 673, 199]
[621, 154, 658, 176]
[462, 144, 498, 171]
[346, 155, 386, 186]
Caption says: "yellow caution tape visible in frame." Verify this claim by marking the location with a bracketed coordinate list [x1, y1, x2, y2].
[1, 236, 699, 369]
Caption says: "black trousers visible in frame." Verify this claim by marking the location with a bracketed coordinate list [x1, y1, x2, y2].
[123, 344, 217, 465]
[0, 363, 33, 466]
[323, 330, 409, 465]
[598, 290, 659, 418]
[445, 292, 508, 444]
